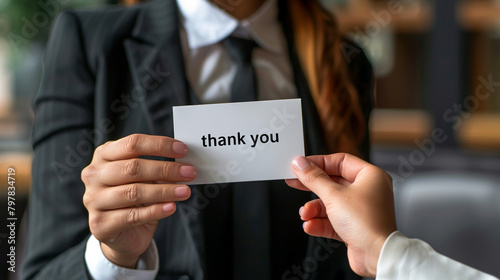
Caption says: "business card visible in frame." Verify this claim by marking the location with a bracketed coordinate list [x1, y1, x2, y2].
[173, 99, 304, 185]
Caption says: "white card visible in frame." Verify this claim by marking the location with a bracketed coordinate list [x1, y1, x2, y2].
[173, 99, 304, 185]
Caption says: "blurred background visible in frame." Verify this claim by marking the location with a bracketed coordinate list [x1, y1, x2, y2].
[0, 0, 499, 279]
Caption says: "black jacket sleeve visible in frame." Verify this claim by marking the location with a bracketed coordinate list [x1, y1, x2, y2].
[23, 11, 95, 280]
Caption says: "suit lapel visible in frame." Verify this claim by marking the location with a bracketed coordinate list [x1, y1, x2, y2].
[124, 0, 190, 137]
[124, 0, 205, 276]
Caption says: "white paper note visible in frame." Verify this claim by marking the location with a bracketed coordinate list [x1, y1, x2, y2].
[173, 99, 304, 185]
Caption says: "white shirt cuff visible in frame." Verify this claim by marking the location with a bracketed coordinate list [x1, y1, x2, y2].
[85, 235, 159, 280]
[376, 231, 498, 280]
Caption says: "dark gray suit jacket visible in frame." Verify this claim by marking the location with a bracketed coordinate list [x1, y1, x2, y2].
[23, 0, 373, 279]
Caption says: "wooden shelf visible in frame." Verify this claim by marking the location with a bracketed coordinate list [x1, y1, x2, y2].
[457, 113, 500, 150]
[0, 153, 32, 195]
[332, 1, 433, 33]
[458, 1, 500, 31]
[370, 109, 433, 145]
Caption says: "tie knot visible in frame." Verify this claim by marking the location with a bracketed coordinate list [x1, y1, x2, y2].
[223, 36, 257, 64]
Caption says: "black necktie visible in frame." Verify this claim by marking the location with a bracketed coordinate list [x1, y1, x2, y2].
[223, 36, 258, 102]
[223, 36, 271, 279]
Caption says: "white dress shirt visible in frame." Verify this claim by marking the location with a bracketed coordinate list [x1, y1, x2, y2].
[177, 0, 296, 103]
[84, 0, 295, 279]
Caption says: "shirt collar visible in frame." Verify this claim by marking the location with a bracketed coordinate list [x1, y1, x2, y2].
[177, 0, 282, 53]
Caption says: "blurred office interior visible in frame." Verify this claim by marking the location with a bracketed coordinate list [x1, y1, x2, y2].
[0, 0, 499, 279]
